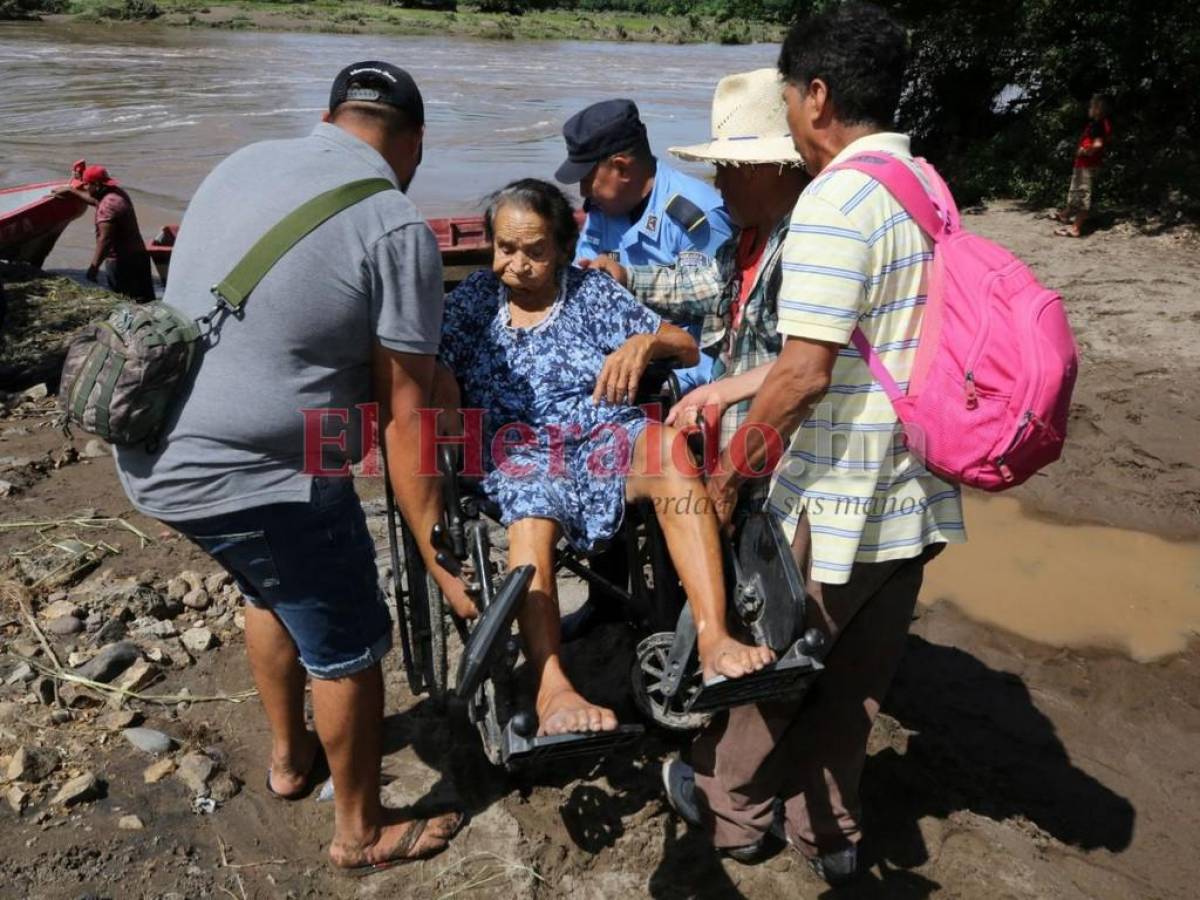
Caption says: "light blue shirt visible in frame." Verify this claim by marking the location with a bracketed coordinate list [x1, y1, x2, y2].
[575, 160, 733, 391]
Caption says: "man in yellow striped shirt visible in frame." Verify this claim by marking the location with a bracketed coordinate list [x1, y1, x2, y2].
[661, 3, 965, 885]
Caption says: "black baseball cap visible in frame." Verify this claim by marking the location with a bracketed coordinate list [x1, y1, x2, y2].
[329, 61, 424, 127]
[555, 98, 649, 183]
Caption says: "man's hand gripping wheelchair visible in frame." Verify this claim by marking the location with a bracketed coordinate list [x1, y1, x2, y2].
[385, 370, 827, 769]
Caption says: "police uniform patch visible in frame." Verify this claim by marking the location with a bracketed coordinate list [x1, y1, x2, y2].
[645, 214, 658, 235]
[665, 194, 707, 233]
[677, 250, 710, 267]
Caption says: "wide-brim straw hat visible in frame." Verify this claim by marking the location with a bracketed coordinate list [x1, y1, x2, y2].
[669, 68, 803, 166]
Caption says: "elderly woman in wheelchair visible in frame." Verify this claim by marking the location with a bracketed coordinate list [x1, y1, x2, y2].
[398, 179, 823, 766]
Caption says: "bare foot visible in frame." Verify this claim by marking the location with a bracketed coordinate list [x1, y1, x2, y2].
[329, 809, 463, 870]
[699, 635, 776, 683]
[537, 687, 618, 736]
[267, 731, 320, 798]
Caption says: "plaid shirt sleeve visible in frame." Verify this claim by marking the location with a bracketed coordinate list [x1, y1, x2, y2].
[625, 240, 735, 324]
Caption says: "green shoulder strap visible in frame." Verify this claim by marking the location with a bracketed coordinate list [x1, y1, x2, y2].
[211, 177, 394, 310]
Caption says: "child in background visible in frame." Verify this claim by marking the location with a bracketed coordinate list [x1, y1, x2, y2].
[1055, 94, 1112, 238]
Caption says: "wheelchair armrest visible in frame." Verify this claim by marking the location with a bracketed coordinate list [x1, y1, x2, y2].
[634, 363, 684, 412]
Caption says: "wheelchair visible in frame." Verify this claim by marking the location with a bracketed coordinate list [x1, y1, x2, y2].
[386, 369, 828, 769]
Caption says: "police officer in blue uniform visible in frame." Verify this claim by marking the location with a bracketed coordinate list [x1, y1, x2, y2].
[555, 98, 734, 392]
[555, 99, 734, 633]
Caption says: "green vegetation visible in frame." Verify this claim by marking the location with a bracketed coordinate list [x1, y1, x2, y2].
[890, 0, 1199, 216]
[0, 0, 67, 19]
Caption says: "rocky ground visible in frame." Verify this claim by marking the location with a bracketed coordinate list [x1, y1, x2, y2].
[0, 206, 1198, 898]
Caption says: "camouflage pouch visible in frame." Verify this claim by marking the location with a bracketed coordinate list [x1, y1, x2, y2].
[58, 302, 201, 446]
[55, 177, 394, 449]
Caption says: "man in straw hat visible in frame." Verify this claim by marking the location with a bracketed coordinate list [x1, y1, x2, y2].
[584, 68, 809, 515]
[654, 4, 963, 886]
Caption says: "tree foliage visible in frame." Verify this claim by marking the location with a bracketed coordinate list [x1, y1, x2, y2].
[889, 0, 1200, 213]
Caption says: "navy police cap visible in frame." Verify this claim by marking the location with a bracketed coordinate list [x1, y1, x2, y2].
[329, 61, 424, 127]
[555, 99, 649, 183]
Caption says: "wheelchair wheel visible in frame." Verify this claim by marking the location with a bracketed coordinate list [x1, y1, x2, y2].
[631, 632, 707, 732]
[400, 523, 448, 708]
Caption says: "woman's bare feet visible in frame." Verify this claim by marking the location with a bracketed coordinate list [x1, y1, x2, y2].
[329, 809, 463, 870]
[267, 730, 321, 799]
[537, 685, 618, 736]
[698, 633, 776, 683]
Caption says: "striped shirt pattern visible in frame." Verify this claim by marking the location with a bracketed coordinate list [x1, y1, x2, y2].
[767, 132, 965, 584]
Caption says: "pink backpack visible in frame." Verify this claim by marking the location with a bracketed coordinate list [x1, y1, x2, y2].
[829, 153, 1079, 491]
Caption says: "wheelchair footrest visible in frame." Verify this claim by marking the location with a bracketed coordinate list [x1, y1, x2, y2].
[455, 565, 534, 700]
[686, 641, 823, 714]
[500, 721, 644, 767]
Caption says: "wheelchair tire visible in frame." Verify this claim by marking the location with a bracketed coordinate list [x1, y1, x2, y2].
[400, 524, 449, 709]
[631, 632, 708, 732]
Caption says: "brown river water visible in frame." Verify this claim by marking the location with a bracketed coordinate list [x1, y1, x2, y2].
[1, 21, 1197, 663]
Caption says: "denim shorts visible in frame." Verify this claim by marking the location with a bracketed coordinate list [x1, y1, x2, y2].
[169, 477, 393, 680]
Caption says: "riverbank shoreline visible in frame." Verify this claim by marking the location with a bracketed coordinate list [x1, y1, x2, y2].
[45, 2, 784, 45]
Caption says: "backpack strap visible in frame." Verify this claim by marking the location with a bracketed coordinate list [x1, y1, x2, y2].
[823, 153, 956, 400]
[825, 153, 951, 241]
[849, 329, 906, 403]
[211, 177, 395, 310]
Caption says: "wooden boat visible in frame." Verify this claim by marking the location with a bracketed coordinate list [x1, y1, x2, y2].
[0, 181, 88, 269]
[149, 215, 495, 288]
[147, 211, 586, 287]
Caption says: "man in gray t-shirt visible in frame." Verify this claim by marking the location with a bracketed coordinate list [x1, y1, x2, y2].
[114, 62, 465, 870]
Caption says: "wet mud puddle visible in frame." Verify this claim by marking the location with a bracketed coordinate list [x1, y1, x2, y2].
[922, 495, 1200, 661]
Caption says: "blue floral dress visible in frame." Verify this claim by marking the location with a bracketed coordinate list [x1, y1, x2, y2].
[440, 266, 662, 551]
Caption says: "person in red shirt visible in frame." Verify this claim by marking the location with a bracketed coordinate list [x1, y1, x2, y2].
[57, 163, 155, 300]
[1054, 94, 1112, 238]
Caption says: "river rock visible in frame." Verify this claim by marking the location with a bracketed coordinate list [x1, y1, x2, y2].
[67, 650, 92, 667]
[6, 785, 28, 813]
[131, 618, 177, 639]
[90, 618, 127, 646]
[97, 709, 142, 729]
[7, 746, 60, 783]
[118, 814, 145, 830]
[116, 659, 159, 693]
[122, 727, 175, 755]
[0, 480, 14, 498]
[40, 599, 83, 621]
[182, 589, 209, 611]
[143, 757, 176, 784]
[50, 708, 73, 724]
[181, 627, 215, 654]
[45, 615, 84, 636]
[81, 439, 109, 459]
[175, 753, 215, 794]
[208, 771, 242, 803]
[166, 576, 189, 602]
[21, 384, 48, 402]
[74, 642, 140, 684]
[5, 662, 34, 685]
[10, 639, 40, 658]
[52, 772, 100, 807]
[203, 572, 231, 595]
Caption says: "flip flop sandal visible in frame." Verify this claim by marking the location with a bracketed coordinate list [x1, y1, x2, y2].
[265, 745, 329, 802]
[334, 812, 465, 878]
[1053, 227, 1081, 238]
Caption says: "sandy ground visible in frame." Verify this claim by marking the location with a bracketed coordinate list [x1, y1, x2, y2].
[0, 205, 1198, 899]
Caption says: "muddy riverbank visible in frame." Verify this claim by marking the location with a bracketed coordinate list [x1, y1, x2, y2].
[1, 201, 1198, 898]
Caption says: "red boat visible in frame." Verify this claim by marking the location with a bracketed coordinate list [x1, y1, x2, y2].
[147, 211, 586, 287]
[0, 181, 88, 269]
[149, 215, 496, 288]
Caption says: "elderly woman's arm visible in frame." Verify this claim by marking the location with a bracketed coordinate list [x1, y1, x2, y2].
[593, 322, 698, 406]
